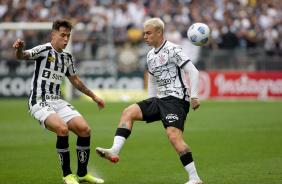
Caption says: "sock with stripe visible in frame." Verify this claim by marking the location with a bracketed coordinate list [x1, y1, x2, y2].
[56, 136, 72, 177]
[76, 136, 90, 177]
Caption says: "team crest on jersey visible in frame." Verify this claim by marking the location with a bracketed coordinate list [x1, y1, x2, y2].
[48, 56, 55, 62]
[158, 54, 166, 64]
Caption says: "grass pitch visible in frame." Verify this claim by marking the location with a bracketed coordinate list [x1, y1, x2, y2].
[0, 99, 281, 184]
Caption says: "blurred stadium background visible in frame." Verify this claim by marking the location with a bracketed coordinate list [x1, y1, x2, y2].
[1, 1, 282, 184]
[0, 0, 282, 101]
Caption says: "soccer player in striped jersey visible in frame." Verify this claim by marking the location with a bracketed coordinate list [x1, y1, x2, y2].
[95, 18, 203, 184]
[13, 19, 105, 184]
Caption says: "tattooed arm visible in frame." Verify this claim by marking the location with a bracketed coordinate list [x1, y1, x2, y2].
[191, 98, 200, 111]
[67, 75, 105, 110]
[13, 39, 30, 60]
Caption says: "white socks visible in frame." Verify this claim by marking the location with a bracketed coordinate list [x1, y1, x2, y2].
[110, 136, 126, 155]
[184, 161, 201, 181]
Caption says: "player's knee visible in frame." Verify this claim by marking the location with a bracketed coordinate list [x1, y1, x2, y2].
[122, 107, 134, 120]
[56, 124, 69, 136]
[78, 125, 91, 137]
[122, 105, 141, 120]
[84, 126, 91, 137]
[168, 133, 178, 147]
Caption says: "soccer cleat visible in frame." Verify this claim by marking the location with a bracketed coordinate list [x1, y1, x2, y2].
[95, 147, 119, 163]
[76, 173, 104, 183]
[63, 174, 79, 184]
[185, 179, 203, 184]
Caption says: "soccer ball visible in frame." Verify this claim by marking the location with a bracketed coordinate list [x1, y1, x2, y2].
[187, 23, 211, 46]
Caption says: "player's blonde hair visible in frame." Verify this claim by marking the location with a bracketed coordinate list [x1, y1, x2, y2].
[143, 18, 164, 31]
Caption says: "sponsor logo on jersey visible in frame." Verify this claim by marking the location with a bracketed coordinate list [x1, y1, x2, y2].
[41, 69, 64, 84]
[42, 70, 51, 79]
[157, 78, 171, 86]
[166, 113, 179, 123]
[154, 71, 162, 77]
[48, 56, 55, 62]
[45, 94, 60, 101]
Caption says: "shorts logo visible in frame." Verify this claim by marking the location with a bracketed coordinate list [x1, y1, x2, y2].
[42, 70, 51, 79]
[166, 113, 179, 123]
[78, 150, 87, 163]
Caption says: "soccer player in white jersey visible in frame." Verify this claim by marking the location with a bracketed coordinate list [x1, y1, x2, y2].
[95, 18, 203, 184]
[13, 19, 105, 184]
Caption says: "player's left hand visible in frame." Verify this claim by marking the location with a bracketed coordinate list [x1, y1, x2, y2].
[93, 96, 105, 110]
[191, 98, 200, 111]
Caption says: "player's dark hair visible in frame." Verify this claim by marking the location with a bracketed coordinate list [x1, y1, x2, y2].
[52, 19, 73, 31]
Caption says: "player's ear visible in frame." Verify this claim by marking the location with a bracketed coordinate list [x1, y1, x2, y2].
[157, 29, 162, 37]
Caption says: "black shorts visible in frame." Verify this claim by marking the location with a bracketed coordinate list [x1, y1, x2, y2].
[136, 96, 190, 131]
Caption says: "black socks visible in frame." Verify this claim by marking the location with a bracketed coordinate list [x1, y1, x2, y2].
[56, 136, 71, 177]
[76, 136, 90, 177]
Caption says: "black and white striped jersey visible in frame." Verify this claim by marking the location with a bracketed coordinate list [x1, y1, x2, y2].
[147, 40, 190, 101]
[26, 42, 76, 106]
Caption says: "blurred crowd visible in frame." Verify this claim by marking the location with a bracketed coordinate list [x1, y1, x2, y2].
[0, 0, 282, 61]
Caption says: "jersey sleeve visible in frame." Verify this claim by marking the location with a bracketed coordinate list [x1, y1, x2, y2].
[182, 61, 199, 98]
[171, 45, 190, 68]
[65, 54, 76, 76]
[26, 45, 48, 60]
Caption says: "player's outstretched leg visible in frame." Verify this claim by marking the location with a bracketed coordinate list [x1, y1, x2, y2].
[96, 128, 131, 163]
[76, 172, 104, 183]
[95, 147, 119, 163]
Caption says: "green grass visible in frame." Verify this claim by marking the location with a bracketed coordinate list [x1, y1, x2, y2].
[0, 99, 282, 184]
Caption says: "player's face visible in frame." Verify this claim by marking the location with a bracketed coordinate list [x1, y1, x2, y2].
[144, 25, 163, 48]
[51, 27, 71, 52]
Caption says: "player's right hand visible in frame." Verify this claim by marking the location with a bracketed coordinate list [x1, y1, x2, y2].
[13, 39, 25, 50]
[93, 96, 106, 110]
[191, 98, 200, 111]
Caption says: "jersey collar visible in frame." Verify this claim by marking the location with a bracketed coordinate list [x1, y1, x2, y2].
[154, 40, 167, 54]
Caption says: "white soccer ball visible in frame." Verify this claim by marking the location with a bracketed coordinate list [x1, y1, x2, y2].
[187, 23, 211, 46]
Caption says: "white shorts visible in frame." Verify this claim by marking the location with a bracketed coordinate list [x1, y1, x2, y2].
[29, 99, 82, 131]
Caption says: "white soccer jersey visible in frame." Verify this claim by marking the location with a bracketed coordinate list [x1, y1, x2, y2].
[26, 42, 76, 106]
[147, 40, 191, 101]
